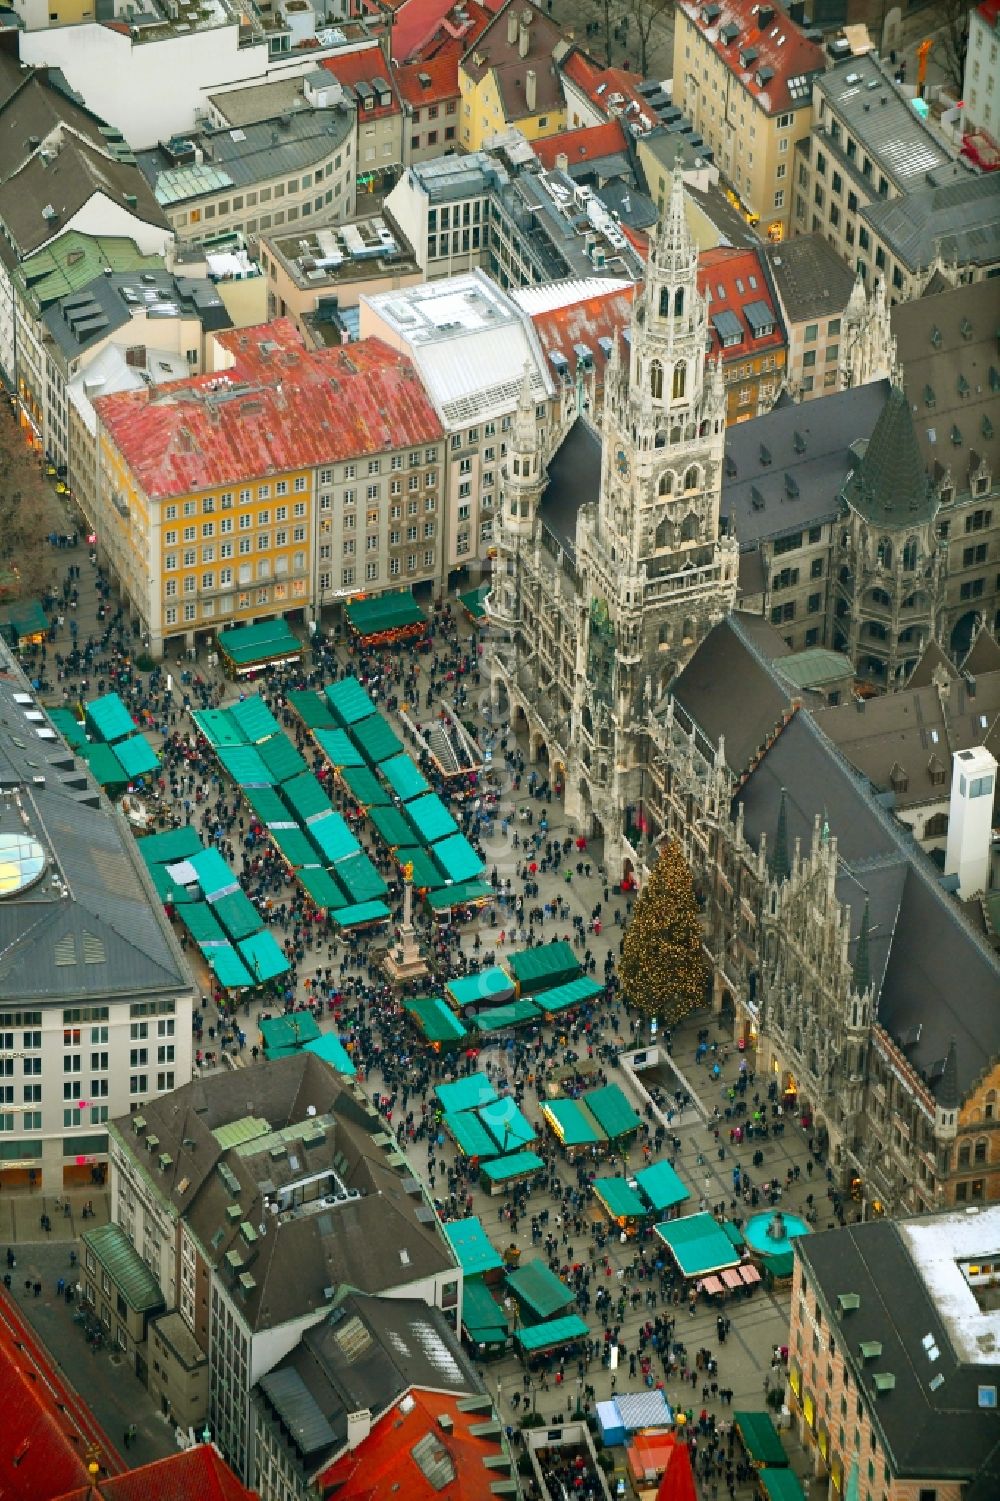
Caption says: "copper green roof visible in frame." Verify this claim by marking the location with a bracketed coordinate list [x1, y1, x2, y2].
[212, 1115, 272, 1149]
[19, 232, 161, 310]
[82, 1223, 164, 1313]
[841, 385, 935, 525]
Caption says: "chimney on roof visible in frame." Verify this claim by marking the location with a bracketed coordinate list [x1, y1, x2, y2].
[556, 150, 568, 172]
[519, 17, 531, 58]
[507, 6, 518, 44]
[526, 68, 537, 112]
[347, 1409, 372, 1450]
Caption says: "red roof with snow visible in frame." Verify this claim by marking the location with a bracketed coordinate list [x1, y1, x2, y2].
[391, 0, 495, 63]
[95, 320, 443, 501]
[561, 49, 652, 127]
[528, 283, 635, 370]
[698, 245, 785, 363]
[395, 51, 462, 107]
[0, 1286, 124, 1498]
[314, 1390, 504, 1499]
[321, 46, 402, 118]
[676, 0, 826, 116]
[54, 1446, 258, 1501]
[532, 120, 628, 170]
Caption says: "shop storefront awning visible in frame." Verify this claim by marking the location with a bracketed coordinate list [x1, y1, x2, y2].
[515, 1315, 589, 1353]
[734, 1412, 788, 1467]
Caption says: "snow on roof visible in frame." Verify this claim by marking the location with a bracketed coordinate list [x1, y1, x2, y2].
[511, 276, 632, 316]
[899, 1206, 1000, 1366]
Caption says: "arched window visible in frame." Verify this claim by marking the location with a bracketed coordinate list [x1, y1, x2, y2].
[658, 622, 671, 644]
[658, 472, 673, 496]
[512, 458, 520, 476]
[685, 465, 699, 491]
[655, 430, 666, 448]
[986, 1090, 996, 1121]
[674, 287, 685, 318]
[975, 1139, 988, 1165]
[672, 362, 686, 400]
[959, 1143, 971, 1168]
[650, 360, 664, 400]
[659, 286, 669, 318]
[655, 518, 671, 550]
[681, 512, 699, 542]
[682, 616, 695, 644]
[877, 537, 893, 569]
[902, 536, 918, 571]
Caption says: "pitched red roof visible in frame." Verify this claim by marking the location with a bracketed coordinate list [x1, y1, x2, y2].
[532, 120, 627, 169]
[53, 1446, 258, 1501]
[391, 0, 495, 63]
[0, 1286, 124, 1499]
[697, 245, 786, 363]
[676, 0, 826, 116]
[95, 320, 444, 502]
[314, 1389, 504, 1500]
[528, 283, 635, 369]
[394, 51, 462, 108]
[654, 1435, 698, 1501]
[561, 49, 652, 128]
[321, 46, 402, 118]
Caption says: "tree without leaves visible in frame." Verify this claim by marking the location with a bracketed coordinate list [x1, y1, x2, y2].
[619, 839, 708, 1024]
[929, 0, 969, 97]
[618, 0, 673, 76]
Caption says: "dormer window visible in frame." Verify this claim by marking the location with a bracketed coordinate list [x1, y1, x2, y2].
[739, 46, 758, 68]
[702, 3, 721, 21]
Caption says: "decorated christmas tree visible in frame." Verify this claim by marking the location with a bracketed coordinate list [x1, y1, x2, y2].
[620, 840, 707, 1024]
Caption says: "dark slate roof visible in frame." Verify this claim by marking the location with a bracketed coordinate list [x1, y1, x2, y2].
[763, 233, 857, 324]
[907, 638, 958, 688]
[254, 1291, 482, 1467]
[840, 385, 936, 527]
[722, 381, 889, 547]
[799, 1218, 1000, 1485]
[669, 613, 793, 775]
[0, 645, 191, 1002]
[963, 628, 1000, 678]
[43, 269, 232, 361]
[892, 280, 1000, 485]
[861, 171, 1000, 275]
[539, 416, 601, 561]
[110, 1054, 457, 1333]
[734, 708, 1000, 1100]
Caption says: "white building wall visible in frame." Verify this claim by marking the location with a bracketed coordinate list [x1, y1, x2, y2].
[963, 4, 1000, 139]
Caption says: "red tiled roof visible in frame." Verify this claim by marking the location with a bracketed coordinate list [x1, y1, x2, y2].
[529, 284, 635, 368]
[95, 320, 444, 502]
[395, 51, 462, 108]
[676, 0, 826, 116]
[460, 0, 565, 118]
[561, 49, 651, 126]
[321, 46, 402, 118]
[976, 0, 1000, 24]
[391, 0, 495, 64]
[698, 245, 786, 362]
[53, 1445, 258, 1501]
[314, 1389, 503, 1500]
[532, 120, 627, 169]
[0, 1286, 124, 1499]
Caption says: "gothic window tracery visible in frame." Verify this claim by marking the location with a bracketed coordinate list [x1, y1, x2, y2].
[681, 512, 699, 543]
[659, 472, 673, 496]
[672, 363, 687, 400]
[902, 536, 918, 571]
[650, 360, 664, 400]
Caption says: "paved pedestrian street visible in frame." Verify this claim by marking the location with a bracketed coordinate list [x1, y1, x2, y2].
[10, 540, 834, 1495]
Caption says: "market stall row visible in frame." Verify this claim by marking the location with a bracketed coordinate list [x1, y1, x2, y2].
[49, 689, 159, 789]
[138, 825, 288, 991]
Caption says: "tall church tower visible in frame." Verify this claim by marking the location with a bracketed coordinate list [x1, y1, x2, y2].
[566, 173, 738, 865]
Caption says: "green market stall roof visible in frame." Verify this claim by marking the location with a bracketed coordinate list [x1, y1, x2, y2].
[444, 1110, 500, 1160]
[245, 785, 296, 827]
[654, 1213, 742, 1278]
[297, 866, 348, 912]
[406, 793, 458, 845]
[287, 688, 336, 730]
[396, 846, 447, 890]
[461, 1279, 510, 1347]
[260, 1012, 321, 1056]
[303, 1032, 356, 1077]
[477, 1096, 536, 1152]
[281, 772, 334, 825]
[215, 744, 274, 786]
[444, 1217, 504, 1278]
[211, 888, 262, 942]
[0, 597, 48, 643]
[237, 928, 289, 983]
[340, 764, 390, 809]
[734, 1413, 789, 1468]
[85, 691, 135, 745]
[113, 734, 159, 780]
[183, 902, 226, 946]
[138, 827, 201, 863]
[217, 618, 301, 671]
[635, 1160, 691, 1213]
[325, 676, 376, 727]
[433, 833, 485, 883]
[446, 967, 514, 1009]
[345, 589, 426, 639]
[228, 695, 281, 744]
[80, 741, 128, 788]
[758, 1470, 806, 1501]
[475, 999, 540, 1033]
[458, 582, 489, 621]
[256, 733, 308, 785]
[307, 813, 360, 866]
[541, 1098, 605, 1147]
[403, 996, 467, 1045]
[506, 1260, 575, 1321]
[201, 942, 252, 989]
[334, 852, 387, 903]
[480, 1151, 544, 1185]
[313, 728, 366, 768]
[515, 1315, 589, 1354]
[47, 707, 88, 750]
[425, 879, 494, 911]
[369, 804, 415, 851]
[270, 825, 321, 870]
[435, 1072, 497, 1114]
[534, 975, 603, 1014]
[351, 714, 403, 767]
[330, 900, 391, 929]
[380, 753, 430, 802]
[593, 1177, 647, 1220]
[583, 1084, 641, 1139]
[506, 940, 580, 995]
